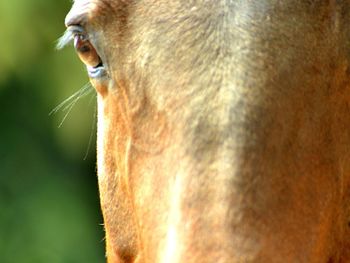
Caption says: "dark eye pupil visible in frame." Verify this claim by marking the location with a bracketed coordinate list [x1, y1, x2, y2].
[78, 44, 91, 53]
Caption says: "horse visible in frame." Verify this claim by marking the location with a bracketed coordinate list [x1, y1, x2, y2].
[60, 1, 350, 262]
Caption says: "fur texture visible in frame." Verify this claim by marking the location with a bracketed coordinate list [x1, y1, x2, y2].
[63, 1, 350, 262]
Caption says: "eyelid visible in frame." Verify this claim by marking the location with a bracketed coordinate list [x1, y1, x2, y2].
[67, 25, 86, 35]
[57, 25, 89, 50]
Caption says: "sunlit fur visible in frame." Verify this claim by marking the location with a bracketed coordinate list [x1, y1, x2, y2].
[62, 1, 350, 263]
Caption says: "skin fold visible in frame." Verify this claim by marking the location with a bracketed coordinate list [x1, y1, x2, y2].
[63, 1, 350, 262]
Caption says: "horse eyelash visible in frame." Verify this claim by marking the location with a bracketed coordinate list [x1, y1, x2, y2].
[56, 30, 75, 50]
[57, 25, 89, 50]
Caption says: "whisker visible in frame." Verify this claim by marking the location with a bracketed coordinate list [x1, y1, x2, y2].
[60, 84, 93, 112]
[50, 82, 94, 127]
[83, 95, 97, 160]
[50, 83, 93, 115]
[57, 85, 92, 128]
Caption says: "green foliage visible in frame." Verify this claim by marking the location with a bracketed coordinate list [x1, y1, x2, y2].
[0, 1, 105, 262]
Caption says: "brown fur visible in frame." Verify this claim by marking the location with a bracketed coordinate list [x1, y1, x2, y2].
[64, 1, 350, 262]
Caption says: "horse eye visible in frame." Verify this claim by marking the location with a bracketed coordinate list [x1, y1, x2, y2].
[73, 33, 102, 68]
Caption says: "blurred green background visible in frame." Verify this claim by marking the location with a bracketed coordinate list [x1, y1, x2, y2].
[0, 1, 105, 262]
